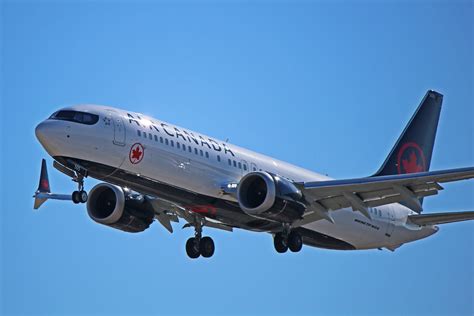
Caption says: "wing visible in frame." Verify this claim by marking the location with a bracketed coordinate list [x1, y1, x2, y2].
[297, 167, 474, 223]
[147, 197, 233, 233]
[408, 211, 474, 225]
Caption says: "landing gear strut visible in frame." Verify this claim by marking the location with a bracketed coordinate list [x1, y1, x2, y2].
[274, 227, 303, 254]
[71, 174, 88, 204]
[185, 217, 215, 259]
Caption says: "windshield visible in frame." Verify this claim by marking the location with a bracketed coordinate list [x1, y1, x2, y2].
[50, 110, 99, 125]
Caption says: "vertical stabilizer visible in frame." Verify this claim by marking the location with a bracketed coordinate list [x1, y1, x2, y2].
[373, 90, 443, 177]
[34, 159, 51, 209]
[372, 90, 443, 209]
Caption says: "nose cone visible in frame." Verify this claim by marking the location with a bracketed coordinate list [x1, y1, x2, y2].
[35, 120, 61, 156]
[35, 121, 48, 144]
[35, 122, 46, 142]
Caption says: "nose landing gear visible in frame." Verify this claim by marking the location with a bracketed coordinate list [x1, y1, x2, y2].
[72, 190, 88, 204]
[71, 174, 88, 204]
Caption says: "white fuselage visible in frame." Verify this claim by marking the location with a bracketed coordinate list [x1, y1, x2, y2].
[35, 104, 438, 251]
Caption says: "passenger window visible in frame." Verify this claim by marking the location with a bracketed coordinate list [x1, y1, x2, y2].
[205, 152, 209, 158]
[189, 147, 192, 153]
[154, 135, 158, 141]
[238, 162, 242, 169]
[243, 164, 247, 171]
[170, 140, 174, 147]
[165, 139, 169, 145]
[228, 159, 231, 165]
[217, 155, 221, 162]
[148, 133, 152, 140]
[160, 137, 163, 143]
[143, 132, 147, 139]
[182, 144, 186, 151]
[195, 148, 198, 155]
[137, 130, 141, 136]
[200, 150, 203, 156]
[177, 142, 180, 149]
[233, 160, 237, 167]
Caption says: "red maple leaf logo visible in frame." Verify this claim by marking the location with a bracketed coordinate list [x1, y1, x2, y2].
[40, 179, 49, 190]
[402, 151, 424, 173]
[131, 146, 142, 161]
[129, 143, 144, 164]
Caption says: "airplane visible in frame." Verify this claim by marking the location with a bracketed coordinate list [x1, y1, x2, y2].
[34, 90, 474, 259]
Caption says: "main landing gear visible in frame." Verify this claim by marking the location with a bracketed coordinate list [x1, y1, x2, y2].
[185, 218, 215, 259]
[71, 174, 88, 204]
[274, 228, 303, 254]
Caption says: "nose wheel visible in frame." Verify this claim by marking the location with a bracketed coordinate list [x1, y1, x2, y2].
[72, 190, 88, 204]
[71, 174, 88, 204]
[274, 230, 303, 253]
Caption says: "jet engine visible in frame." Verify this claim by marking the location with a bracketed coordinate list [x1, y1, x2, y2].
[237, 172, 306, 223]
[86, 183, 154, 233]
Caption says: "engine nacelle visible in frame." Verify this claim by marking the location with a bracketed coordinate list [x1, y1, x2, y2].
[86, 183, 154, 233]
[237, 171, 306, 223]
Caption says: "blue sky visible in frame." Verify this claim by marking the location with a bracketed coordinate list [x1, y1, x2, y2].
[1, 1, 473, 315]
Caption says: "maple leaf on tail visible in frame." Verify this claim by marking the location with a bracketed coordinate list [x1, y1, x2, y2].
[402, 151, 424, 173]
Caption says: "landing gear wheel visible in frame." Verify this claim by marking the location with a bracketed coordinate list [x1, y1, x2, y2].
[72, 190, 88, 204]
[79, 190, 88, 203]
[199, 237, 215, 258]
[186, 237, 200, 259]
[288, 231, 303, 252]
[274, 233, 288, 253]
[72, 191, 80, 204]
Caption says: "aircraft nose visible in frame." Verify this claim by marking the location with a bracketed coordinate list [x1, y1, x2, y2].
[35, 121, 48, 143]
[35, 120, 62, 156]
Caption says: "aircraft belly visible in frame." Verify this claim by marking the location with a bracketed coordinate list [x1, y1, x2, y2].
[302, 208, 389, 249]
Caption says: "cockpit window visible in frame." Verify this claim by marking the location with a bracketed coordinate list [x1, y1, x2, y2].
[50, 110, 99, 125]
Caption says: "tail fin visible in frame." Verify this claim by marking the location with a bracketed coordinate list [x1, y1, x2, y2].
[33, 159, 72, 209]
[38, 159, 51, 193]
[373, 90, 443, 177]
[34, 159, 51, 209]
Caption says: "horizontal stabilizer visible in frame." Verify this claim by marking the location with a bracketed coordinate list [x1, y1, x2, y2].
[33, 159, 72, 209]
[409, 211, 474, 226]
